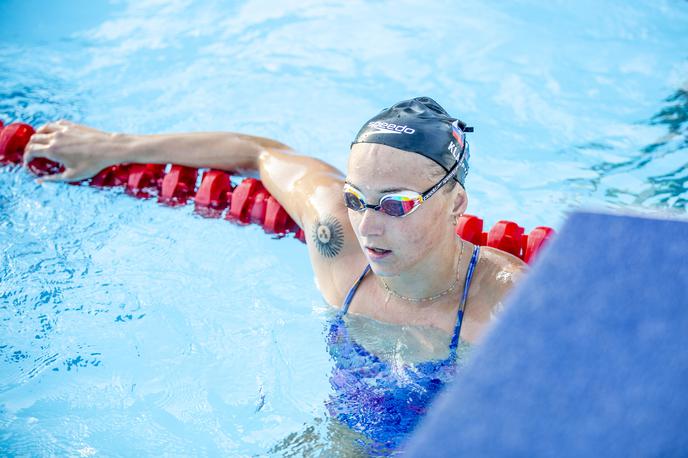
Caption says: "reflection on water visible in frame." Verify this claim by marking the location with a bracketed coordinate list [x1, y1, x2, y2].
[573, 84, 688, 212]
[652, 88, 688, 147]
[644, 87, 688, 209]
[267, 415, 372, 458]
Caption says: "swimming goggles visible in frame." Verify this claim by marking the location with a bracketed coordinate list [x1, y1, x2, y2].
[343, 160, 462, 217]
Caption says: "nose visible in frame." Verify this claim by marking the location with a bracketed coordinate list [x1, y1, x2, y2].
[357, 208, 384, 238]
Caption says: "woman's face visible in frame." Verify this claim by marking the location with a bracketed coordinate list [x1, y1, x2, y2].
[346, 143, 461, 277]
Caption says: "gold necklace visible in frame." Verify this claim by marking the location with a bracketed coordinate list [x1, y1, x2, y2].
[381, 241, 465, 303]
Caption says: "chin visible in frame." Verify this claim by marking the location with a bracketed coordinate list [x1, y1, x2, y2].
[369, 265, 393, 277]
[366, 258, 403, 278]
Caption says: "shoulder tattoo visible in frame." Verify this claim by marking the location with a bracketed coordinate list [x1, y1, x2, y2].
[311, 215, 344, 258]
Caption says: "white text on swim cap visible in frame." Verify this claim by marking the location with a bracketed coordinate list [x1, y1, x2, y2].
[368, 121, 415, 135]
[448, 141, 459, 160]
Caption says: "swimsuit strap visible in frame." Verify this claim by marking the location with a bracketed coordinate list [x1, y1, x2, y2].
[340, 264, 372, 316]
[449, 245, 481, 354]
[339, 244, 480, 352]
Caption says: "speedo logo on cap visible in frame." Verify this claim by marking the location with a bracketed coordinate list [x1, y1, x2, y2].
[368, 121, 416, 135]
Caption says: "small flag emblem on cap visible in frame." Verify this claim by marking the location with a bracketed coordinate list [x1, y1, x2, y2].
[451, 121, 464, 151]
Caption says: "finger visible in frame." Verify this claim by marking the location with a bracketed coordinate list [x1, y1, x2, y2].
[36, 122, 62, 134]
[22, 144, 58, 167]
[28, 133, 52, 144]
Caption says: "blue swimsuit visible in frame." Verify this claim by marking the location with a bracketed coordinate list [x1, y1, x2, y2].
[325, 245, 481, 448]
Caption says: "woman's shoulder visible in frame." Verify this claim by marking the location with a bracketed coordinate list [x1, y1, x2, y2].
[476, 245, 527, 280]
[316, 250, 370, 308]
[460, 246, 527, 342]
[474, 246, 527, 302]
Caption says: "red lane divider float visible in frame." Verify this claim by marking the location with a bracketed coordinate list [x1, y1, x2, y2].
[91, 164, 131, 187]
[194, 169, 232, 217]
[0, 120, 554, 261]
[159, 164, 198, 206]
[127, 163, 165, 198]
[228, 177, 263, 223]
[0, 122, 35, 165]
[455, 215, 554, 264]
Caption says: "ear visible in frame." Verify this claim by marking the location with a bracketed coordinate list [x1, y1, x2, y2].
[449, 186, 468, 222]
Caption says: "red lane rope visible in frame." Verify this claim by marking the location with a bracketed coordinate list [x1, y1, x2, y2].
[0, 121, 555, 262]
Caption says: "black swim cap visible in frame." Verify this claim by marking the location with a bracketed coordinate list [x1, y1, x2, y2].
[351, 97, 472, 187]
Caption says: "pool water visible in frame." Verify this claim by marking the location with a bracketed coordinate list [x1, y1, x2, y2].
[1, 0, 687, 456]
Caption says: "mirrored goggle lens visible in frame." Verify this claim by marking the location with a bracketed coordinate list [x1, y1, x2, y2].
[379, 196, 420, 217]
[343, 190, 365, 211]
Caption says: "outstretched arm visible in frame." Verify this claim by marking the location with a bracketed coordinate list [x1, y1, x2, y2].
[24, 120, 366, 305]
[23, 120, 288, 182]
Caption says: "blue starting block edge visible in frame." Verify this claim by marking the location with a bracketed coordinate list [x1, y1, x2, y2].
[404, 210, 688, 457]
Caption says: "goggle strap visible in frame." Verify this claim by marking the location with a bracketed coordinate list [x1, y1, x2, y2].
[422, 160, 461, 201]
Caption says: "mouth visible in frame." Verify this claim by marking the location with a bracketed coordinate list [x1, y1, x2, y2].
[365, 245, 392, 259]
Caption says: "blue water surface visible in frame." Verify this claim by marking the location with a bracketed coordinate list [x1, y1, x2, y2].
[1, 0, 687, 456]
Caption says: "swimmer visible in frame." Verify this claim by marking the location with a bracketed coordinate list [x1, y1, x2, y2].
[23, 96, 526, 447]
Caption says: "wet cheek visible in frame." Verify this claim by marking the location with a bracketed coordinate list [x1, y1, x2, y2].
[348, 211, 361, 237]
[392, 219, 432, 254]
[409, 209, 449, 252]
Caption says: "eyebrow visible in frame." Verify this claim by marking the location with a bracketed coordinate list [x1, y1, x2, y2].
[345, 180, 409, 194]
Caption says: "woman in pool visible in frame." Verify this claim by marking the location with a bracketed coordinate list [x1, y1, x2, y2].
[23, 96, 525, 449]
